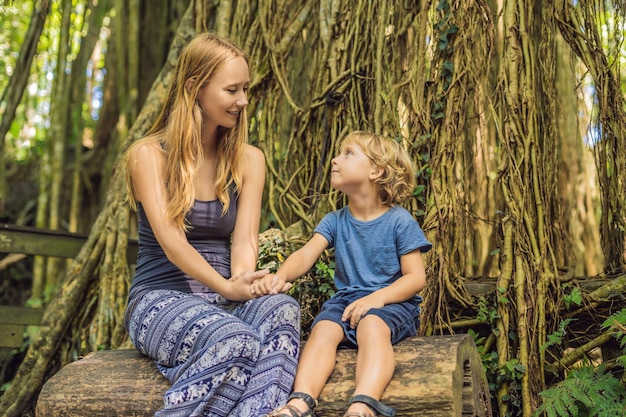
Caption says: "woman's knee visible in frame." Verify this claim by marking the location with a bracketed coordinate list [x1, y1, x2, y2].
[258, 294, 301, 325]
[205, 324, 263, 363]
[275, 294, 300, 317]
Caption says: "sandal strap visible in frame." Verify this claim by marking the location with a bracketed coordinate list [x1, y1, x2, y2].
[349, 395, 396, 417]
[288, 391, 318, 412]
[266, 404, 313, 417]
[344, 412, 375, 417]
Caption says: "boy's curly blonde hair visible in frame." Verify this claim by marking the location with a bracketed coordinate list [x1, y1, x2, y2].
[341, 131, 416, 206]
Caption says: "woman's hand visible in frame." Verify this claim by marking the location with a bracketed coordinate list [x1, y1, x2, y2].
[224, 269, 270, 301]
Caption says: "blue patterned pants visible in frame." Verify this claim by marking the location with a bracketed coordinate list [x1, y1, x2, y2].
[125, 290, 301, 416]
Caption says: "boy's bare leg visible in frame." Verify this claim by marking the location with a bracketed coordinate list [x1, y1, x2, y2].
[345, 315, 394, 415]
[282, 320, 345, 413]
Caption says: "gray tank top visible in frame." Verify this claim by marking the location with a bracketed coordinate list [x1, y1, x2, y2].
[128, 191, 237, 302]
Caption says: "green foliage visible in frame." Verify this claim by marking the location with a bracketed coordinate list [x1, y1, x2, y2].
[534, 309, 626, 417]
[541, 319, 576, 352]
[602, 308, 626, 368]
[413, 152, 431, 217]
[256, 228, 335, 337]
[563, 285, 583, 310]
[313, 260, 336, 298]
[0, 2, 31, 93]
[602, 308, 626, 348]
[433, 0, 457, 97]
[533, 365, 626, 417]
[468, 328, 500, 391]
[499, 357, 526, 416]
[0, 381, 10, 396]
[476, 295, 500, 324]
[256, 229, 296, 273]
[469, 295, 527, 416]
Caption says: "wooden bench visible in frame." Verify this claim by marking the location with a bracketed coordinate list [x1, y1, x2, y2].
[36, 333, 492, 416]
[0, 223, 137, 351]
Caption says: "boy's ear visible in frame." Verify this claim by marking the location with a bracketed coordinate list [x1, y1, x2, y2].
[369, 166, 384, 180]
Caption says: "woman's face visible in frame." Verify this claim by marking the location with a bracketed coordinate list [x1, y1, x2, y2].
[197, 56, 249, 130]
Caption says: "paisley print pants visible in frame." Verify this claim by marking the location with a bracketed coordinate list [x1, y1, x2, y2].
[125, 290, 301, 416]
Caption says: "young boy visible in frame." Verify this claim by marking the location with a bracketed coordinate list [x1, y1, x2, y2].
[257, 131, 432, 417]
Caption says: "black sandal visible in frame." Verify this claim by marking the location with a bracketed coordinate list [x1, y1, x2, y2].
[264, 392, 317, 417]
[343, 394, 396, 417]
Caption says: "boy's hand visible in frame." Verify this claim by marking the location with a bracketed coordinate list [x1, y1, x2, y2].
[225, 269, 269, 301]
[342, 293, 384, 329]
[251, 273, 292, 295]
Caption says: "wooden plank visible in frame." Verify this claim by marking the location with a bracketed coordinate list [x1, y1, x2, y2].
[0, 324, 24, 348]
[0, 223, 138, 260]
[0, 306, 44, 325]
[0, 224, 85, 258]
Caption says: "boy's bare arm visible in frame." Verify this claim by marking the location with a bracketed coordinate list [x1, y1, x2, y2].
[252, 233, 330, 295]
[342, 249, 426, 328]
[376, 249, 426, 303]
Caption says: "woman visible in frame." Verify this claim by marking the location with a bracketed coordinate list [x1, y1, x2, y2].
[122, 33, 300, 417]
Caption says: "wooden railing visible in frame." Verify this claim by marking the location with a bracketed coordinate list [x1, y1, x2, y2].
[0, 223, 137, 349]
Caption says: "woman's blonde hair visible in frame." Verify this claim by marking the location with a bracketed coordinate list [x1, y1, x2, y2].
[341, 131, 416, 206]
[123, 33, 249, 230]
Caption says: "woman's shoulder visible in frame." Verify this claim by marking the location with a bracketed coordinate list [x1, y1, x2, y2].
[127, 137, 164, 162]
[241, 143, 264, 161]
[240, 144, 265, 172]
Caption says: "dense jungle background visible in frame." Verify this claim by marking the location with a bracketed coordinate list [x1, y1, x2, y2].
[0, 0, 625, 416]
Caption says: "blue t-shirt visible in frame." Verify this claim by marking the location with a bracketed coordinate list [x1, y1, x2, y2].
[314, 205, 432, 292]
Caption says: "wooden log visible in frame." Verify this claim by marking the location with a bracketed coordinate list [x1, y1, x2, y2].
[36, 349, 168, 416]
[317, 334, 492, 416]
[36, 334, 492, 417]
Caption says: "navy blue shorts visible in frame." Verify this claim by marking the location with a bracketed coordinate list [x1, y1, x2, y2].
[311, 289, 422, 348]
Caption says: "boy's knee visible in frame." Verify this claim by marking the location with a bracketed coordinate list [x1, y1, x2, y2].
[310, 320, 345, 345]
[356, 315, 390, 339]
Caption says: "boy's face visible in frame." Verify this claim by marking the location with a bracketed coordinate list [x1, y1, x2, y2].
[330, 142, 377, 193]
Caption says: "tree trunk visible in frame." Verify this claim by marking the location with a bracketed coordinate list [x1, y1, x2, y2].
[67, 0, 113, 233]
[555, 0, 626, 273]
[0, 5, 197, 416]
[0, 0, 50, 214]
[554, 33, 602, 277]
[2, 0, 51, 308]
[495, 1, 562, 415]
[43, 0, 74, 299]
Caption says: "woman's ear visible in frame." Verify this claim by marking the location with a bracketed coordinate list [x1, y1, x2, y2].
[185, 78, 195, 94]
